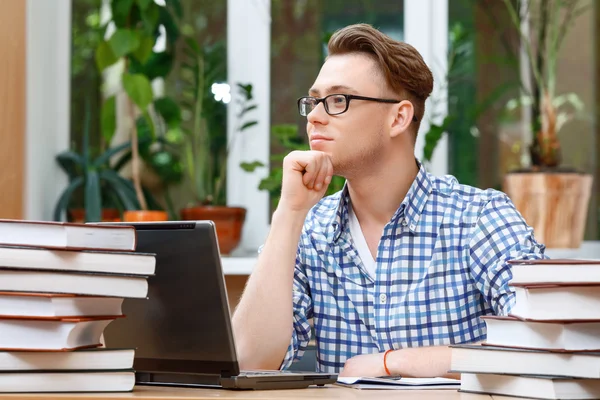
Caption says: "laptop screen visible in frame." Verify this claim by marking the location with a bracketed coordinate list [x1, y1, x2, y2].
[102, 221, 240, 377]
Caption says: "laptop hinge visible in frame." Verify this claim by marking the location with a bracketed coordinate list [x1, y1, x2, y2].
[221, 370, 234, 378]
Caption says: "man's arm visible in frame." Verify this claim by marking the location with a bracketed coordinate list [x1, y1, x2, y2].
[468, 193, 546, 315]
[339, 346, 460, 379]
[231, 208, 306, 370]
[231, 151, 333, 370]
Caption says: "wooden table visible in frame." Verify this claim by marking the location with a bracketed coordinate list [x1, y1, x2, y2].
[0, 385, 494, 400]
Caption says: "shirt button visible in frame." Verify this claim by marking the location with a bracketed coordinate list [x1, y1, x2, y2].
[379, 294, 387, 304]
[401, 219, 408, 226]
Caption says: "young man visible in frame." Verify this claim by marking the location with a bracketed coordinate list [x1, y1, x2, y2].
[232, 23, 545, 378]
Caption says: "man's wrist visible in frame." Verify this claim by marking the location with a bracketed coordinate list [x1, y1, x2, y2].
[385, 348, 405, 376]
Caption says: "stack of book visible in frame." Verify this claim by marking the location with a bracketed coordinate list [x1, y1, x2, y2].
[451, 258, 600, 400]
[0, 219, 154, 393]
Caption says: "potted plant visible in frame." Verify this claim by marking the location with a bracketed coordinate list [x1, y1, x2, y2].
[500, 0, 592, 248]
[176, 38, 258, 254]
[95, 0, 184, 222]
[54, 101, 159, 222]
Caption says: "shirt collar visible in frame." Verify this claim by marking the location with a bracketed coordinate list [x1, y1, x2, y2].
[327, 159, 432, 242]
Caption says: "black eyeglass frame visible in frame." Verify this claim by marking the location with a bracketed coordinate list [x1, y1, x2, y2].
[297, 94, 418, 122]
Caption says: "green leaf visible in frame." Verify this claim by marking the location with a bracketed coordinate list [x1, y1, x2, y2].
[184, 37, 201, 54]
[113, 151, 133, 172]
[133, 36, 154, 64]
[240, 121, 258, 131]
[423, 120, 449, 162]
[95, 41, 118, 72]
[111, 0, 134, 28]
[136, 0, 152, 10]
[241, 104, 258, 115]
[101, 96, 117, 144]
[108, 29, 140, 58]
[129, 52, 173, 80]
[84, 170, 102, 222]
[123, 73, 153, 110]
[99, 170, 139, 210]
[141, 5, 159, 32]
[165, 127, 184, 144]
[154, 97, 181, 128]
[158, 7, 179, 44]
[56, 151, 84, 177]
[94, 140, 130, 168]
[53, 177, 84, 221]
[240, 161, 264, 172]
[165, 0, 183, 18]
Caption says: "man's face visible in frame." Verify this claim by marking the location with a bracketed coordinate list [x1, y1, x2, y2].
[305, 53, 394, 177]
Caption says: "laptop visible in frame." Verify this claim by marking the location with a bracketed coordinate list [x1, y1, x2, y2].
[101, 220, 337, 390]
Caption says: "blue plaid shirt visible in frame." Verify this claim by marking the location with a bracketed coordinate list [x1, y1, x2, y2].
[281, 162, 546, 372]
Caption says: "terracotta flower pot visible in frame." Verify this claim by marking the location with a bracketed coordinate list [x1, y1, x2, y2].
[123, 210, 169, 222]
[180, 206, 246, 255]
[503, 172, 593, 248]
[69, 208, 121, 223]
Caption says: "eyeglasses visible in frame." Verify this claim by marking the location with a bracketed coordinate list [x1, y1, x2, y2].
[297, 94, 418, 122]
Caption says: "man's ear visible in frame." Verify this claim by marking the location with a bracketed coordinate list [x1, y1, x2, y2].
[389, 100, 415, 139]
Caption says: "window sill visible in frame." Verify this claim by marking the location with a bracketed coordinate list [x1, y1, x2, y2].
[221, 241, 600, 275]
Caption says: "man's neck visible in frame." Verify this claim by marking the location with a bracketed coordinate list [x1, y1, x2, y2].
[347, 156, 419, 227]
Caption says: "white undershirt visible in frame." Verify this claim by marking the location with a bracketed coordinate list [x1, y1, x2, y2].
[348, 202, 377, 279]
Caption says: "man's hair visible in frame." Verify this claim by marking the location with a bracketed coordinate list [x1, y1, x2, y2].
[328, 23, 434, 135]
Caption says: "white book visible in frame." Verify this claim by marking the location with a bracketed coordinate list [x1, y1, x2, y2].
[0, 219, 136, 251]
[0, 348, 134, 371]
[0, 269, 148, 298]
[510, 258, 600, 284]
[483, 316, 600, 351]
[0, 292, 123, 317]
[461, 373, 600, 400]
[0, 316, 119, 350]
[0, 370, 134, 393]
[451, 344, 600, 379]
[511, 284, 600, 320]
[0, 246, 155, 275]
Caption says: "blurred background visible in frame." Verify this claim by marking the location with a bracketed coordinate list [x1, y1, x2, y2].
[0, 0, 598, 257]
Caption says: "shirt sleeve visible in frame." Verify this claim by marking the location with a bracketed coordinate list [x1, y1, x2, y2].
[468, 193, 546, 316]
[279, 246, 314, 370]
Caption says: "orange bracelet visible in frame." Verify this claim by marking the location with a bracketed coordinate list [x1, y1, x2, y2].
[383, 349, 394, 376]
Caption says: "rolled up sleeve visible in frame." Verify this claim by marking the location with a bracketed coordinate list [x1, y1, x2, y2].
[468, 194, 546, 315]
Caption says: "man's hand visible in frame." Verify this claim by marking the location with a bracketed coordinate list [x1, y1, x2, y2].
[279, 150, 334, 213]
[339, 353, 387, 377]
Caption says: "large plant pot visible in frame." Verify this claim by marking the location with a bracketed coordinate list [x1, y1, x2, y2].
[180, 206, 246, 255]
[503, 172, 593, 248]
[69, 208, 121, 223]
[123, 210, 168, 222]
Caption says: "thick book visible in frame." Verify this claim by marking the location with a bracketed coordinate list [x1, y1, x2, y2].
[482, 315, 600, 351]
[0, 245, 155, 275]
[0, 348, 134, 371]
[0, 316, 121, 351]
[0, 292, 123, 317]
[511, 283, 600, 320]
[0, 219, 136, 251]
[0, 269, 148, 298]
[460, 373, 600, 400]
[0, 370, 134, 393]
[509, 258, 600, 284]
[451, 344, 600, 379]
